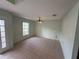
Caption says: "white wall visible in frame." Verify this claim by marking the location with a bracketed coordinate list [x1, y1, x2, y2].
[13, 16, 36, 43]
[60, 1, 79, 59]
[72, 16, 79, 59]
[36, 20, 61, 39]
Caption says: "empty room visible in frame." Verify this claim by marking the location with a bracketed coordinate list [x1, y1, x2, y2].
[0, 0, 79, 59]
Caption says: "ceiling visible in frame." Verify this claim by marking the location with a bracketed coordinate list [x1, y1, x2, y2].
[0, 0, 78, 20]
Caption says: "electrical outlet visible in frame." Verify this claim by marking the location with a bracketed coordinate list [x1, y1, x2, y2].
[7, 0, 16, 4]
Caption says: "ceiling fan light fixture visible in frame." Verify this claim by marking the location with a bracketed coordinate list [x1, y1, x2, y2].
[37, 17, 43, 23]
[37, 21, 43, 23]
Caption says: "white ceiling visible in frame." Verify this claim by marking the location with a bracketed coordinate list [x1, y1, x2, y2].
[0, 0, 78, 20]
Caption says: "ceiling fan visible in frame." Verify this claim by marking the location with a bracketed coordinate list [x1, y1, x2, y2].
[37, 17, 43, 23]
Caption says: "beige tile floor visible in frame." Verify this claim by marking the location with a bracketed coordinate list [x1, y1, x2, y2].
[0, 37, 64, 59]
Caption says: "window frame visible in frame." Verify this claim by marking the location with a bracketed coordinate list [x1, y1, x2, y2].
[22, 22, 29, 36]
[0, 20, 7, 48]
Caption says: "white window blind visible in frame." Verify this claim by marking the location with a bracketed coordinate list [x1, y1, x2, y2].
[22, 22, 29, 36]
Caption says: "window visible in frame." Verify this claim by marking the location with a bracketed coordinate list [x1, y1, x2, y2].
[0, 20, 7, 48]
[22, 22, 29, 36]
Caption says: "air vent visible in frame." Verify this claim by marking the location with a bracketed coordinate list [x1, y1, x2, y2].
[7, 0, 16, 4]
